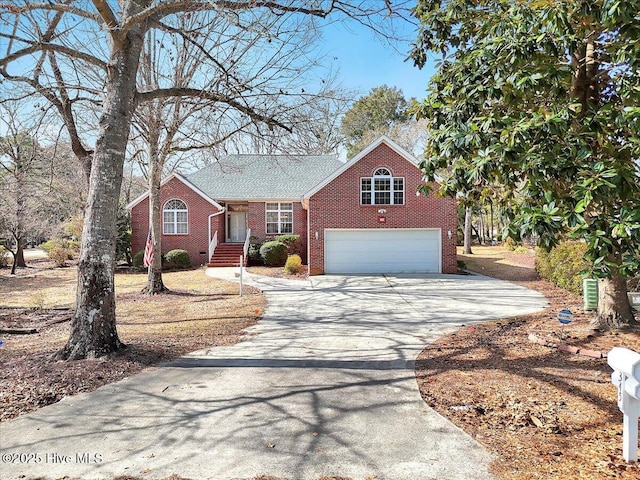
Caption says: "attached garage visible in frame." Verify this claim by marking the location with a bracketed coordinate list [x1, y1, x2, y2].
[324, 228, 441, 274]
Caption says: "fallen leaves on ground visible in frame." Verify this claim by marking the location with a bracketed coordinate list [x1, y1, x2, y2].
[0, 264, 265, 422]
[416, 246, 640, 479]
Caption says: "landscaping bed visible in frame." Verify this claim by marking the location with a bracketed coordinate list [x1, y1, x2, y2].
[416, 246, 640, 479]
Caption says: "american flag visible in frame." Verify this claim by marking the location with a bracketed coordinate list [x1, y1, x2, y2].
[143, 226, 154, 267]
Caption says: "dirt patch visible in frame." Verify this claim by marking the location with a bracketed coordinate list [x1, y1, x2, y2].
[416, 246, 640, 479]
[0, 265, 265, 422]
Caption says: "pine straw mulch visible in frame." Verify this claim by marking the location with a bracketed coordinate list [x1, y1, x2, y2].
[416, 246, 640, 479]
[0, 262, 265, 423]
[247, 265, 309, 280]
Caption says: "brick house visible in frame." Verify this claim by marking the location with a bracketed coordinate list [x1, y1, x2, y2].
[128, 136, 457, 275]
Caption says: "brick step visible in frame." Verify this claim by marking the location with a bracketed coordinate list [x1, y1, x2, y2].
[208, 243, 247, 268]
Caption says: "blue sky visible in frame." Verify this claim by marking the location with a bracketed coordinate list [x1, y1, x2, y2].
[318, 17, 437, 101]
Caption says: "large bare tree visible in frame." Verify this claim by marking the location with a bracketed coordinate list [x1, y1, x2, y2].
[0, 100, 76, 272]
[0, 1, 412, 359]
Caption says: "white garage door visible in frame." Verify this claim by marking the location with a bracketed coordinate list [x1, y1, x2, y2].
[324, 229, 441, 274]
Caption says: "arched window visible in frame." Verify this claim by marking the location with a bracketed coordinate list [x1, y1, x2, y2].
[373, 167, 391, 176]
[361, 167, 404, 205]
[163, 199, 188, 234]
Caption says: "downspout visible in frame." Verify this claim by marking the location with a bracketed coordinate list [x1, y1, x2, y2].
[302, 196, 310, 275]
[208, 207, 226, 259]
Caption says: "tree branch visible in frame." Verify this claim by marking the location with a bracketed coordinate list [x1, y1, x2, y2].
[0, 42, 108, 70]
[0, 3, 101, 22]
[90, 0, 119, 32]
[136, 88, 292, 132]
[120, 0, 331, 37]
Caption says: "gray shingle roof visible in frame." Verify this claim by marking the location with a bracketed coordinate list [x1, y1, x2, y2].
[186, 154, 344, 201]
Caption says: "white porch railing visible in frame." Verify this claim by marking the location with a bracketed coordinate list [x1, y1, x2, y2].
[243, 228, 251, 261]
[209, 230, 218, 261]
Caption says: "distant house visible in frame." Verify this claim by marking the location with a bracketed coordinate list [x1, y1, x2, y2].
[127, 136, 457, 275]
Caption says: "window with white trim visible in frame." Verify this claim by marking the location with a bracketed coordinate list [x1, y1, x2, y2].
[163, 199, 188, 234]
[361, 168, 404, 205]
[266, 202, 293, 234]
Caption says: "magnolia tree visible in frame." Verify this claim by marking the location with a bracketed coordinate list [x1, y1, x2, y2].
[0, 0, 412, 359]
[411, 0, 640, 329]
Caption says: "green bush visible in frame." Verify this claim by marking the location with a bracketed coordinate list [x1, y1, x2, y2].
[38, 240, 57, 253]
[133, 250, 145, 269]
[248, 236, 264, 266]
[513, 245, 529, 254]
[39, 238, 79, 253]
[284, 254, 303, 274]
[259, 241, 288, 267]
[536, 242, 590, 296]
[275, 234, 303, 255]
[0, 245, 9, 268]
[164, 249, 190, 269]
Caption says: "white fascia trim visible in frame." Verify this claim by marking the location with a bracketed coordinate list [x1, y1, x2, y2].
[125, 173, 223, 211]
[302, 135, 420, 200]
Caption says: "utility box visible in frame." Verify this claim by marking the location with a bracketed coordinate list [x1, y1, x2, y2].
[583, 278, 598, 311]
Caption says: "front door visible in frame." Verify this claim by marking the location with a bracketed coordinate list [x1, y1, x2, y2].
[228, 212, 247, 243]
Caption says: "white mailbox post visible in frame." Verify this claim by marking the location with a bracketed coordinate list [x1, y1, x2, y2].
[608, 347, 640, 462]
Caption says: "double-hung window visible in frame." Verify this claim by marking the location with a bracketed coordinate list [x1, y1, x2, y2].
[266, 202, 293, 234]
[361, 168, 404, 205]
[163, 199, 188, 234]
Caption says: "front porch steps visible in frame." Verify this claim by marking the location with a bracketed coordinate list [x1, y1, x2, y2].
[208, 243, 247, 267]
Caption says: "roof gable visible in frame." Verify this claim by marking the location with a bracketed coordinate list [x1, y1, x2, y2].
[125, 173, 223, 211]
[304, 136, 420, 199]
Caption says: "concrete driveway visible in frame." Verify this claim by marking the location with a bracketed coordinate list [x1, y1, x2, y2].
[0, 272, 547, 480]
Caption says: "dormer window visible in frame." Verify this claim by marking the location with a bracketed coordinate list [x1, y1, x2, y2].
[361, 168, 404, 205]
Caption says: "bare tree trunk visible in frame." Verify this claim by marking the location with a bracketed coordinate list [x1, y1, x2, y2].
[14, 172, 26, 268]
[463, 205, 473, 254]
[594, 272, 636, 330]
[489, 201, 495, 245]
[55, 17, 144, 360]
[142, 146, 167, 295]
[14, 236, 25, 268]
[9, 249, 17, 275]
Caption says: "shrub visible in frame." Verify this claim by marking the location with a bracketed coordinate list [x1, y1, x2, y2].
[248, 236, 264, 266]
[39, 238, 80, 253]
[503, 237, 520, 251]
[164, 249, 190, 269]
[284, 254, 303, 274]
[133, 250, 145, 269]
[38, 240, 57, 253]
[536, 242, 590, 296]
[0, 246, 9, 268]
[275, 234, 303, 256]
[259, 241, 288, 267]
[513, 245, 529, 254]
[49, 247, 73, 267]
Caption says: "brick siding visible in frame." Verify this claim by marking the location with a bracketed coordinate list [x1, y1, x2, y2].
[307, 142, 457, 275]
[131, 181, 309, 265]
[130, 177, 221, 266]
